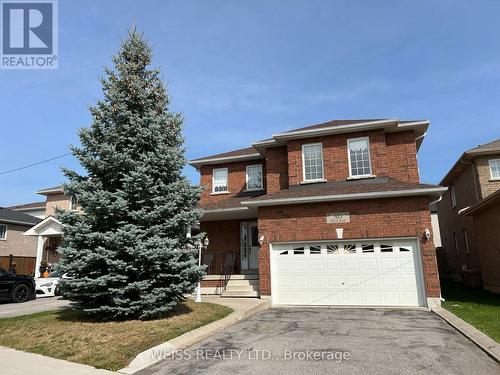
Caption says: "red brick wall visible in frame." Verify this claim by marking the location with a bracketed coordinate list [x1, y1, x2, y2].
[199, 160, 266, 204]
[437, 163, 481, 285]
[257, 196, 440, 299]
[386, 132, 420, 183]
[200, 219, 242, 274]
[286, 130, 419, 185]
[264, 146, 289, 193]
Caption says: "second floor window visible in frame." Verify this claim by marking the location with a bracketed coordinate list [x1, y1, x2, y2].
[348, 137, 372, 178]
[489, 159, 500, 180]
[463, 229, 470, 254]
[69, 195, 78, 210]
[213, 168, 228, 193]
[0, 224, 6, 240]
[246, 164, 263, 191]
[450, 185, 457, 208]
[302, 143, 324, 181]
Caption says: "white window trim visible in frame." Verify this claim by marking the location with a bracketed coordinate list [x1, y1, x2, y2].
[450, 186, 457, 209]
[347, 136, 373, 179]
[301, 142, 325, 183]
[0, 224, 7, 241]
[489, 159, 500, 180]
[463, 229, 470, 254]
[212, 168, 229, 194]
[69, 195, 78, 211]
[245, 164, 264, 191]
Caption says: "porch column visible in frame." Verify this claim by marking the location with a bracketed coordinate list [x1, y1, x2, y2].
[34, 235, 44, 278]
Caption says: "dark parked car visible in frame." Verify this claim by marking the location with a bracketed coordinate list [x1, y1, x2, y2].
[0, 267, 36, 303]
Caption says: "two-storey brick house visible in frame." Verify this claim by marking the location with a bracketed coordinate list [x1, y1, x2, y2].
[191, 119, 446, 308]
[437, 139, 500, 292]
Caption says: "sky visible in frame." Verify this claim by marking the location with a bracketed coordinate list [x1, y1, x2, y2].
[1, 0, 499, 206]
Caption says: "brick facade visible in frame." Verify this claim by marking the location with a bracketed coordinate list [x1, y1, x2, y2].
[437, 164, 481, 285]
[257, 197, 440, 298]
[263, 146, 288, 193]
[0, 223, 37, 257]
[286, 130, 419, 186]
[200, 160, 266, 204]
[195, 122, 440, 304]
[200, 219, 250, 275]
[45, 193, 71, 216]
[470, 199, 500, 293]
[437, 153, 500, 287]
[475, 156, 500, 199]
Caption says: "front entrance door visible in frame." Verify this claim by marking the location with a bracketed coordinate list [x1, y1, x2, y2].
[240, 222, 259, 271]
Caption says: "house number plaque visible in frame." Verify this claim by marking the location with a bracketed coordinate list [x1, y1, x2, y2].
[326, 212, 350, 224]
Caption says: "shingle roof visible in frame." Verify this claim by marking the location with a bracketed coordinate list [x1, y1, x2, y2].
[0, 208, 43, 226]
[190, 147, 260, 163]
[200, 192, 265, 211]
[191, 119, 428, 167]
[440, 138, 500, 185]
[200, 178, 444, 210]
[243, 178, 442, 203]
[466, 139, 500, 154]
[6, 201, 45, 210]
[282, 119, 421, 133]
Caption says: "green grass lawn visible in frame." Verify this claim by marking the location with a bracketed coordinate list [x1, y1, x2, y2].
[441, 280, 500, 342]
[0, 300, 232, 371]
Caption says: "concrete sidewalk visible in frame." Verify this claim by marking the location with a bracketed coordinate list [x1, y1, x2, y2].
[0, 346, 117, 375]
[119, 296, 268, 374]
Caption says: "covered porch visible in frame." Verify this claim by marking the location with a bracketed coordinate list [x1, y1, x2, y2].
[23, 216, 63, 278]
[199, 205, 261, 297]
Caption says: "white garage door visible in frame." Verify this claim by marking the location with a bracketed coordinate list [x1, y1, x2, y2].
[271, 240, 424, 307]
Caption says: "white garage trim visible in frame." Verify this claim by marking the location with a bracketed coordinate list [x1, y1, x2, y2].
[269, 237, 426, 308]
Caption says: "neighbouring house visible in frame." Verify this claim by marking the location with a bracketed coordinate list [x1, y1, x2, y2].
[0, 208, 41, 275]
[7, 201, 46, 219]
[23, 185, 77, 277]
[437, 139, 500, 291]
[460, 189, 500, 293]
[429, 202, 444, 275]
[191, 118, 447, 308]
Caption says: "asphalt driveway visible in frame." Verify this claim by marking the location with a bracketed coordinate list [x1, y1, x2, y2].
[139, 307, 499, 375]
[0, 297, 69, 318]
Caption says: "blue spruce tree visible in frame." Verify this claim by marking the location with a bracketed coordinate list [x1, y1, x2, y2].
[57, 30, 204, 320]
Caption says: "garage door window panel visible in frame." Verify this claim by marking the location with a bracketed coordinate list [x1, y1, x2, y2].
[361, 244, 375, 253]
[293, 247, 305, 255]
[344, 244, 357, 254]
[309, 245, 321, 255]
[326, 244, 340, 254]
[380, 244, 394, 253]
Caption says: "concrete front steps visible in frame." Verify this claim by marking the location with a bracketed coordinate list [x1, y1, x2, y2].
[221, 274, 260, 298]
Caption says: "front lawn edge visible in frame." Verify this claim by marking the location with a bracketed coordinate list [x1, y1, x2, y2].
[117, 298, 269, 374]
[432, 306, 500, 363]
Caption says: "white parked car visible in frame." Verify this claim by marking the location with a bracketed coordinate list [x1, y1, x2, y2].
[35, 271, 68, 297]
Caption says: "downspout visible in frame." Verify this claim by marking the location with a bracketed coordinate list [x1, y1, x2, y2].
[428, 193, 445, 303]
[414, 131, 427, 179]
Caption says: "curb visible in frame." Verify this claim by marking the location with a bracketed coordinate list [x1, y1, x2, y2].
[118, 299, 269, 374]
[432, 306, 500, 363]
